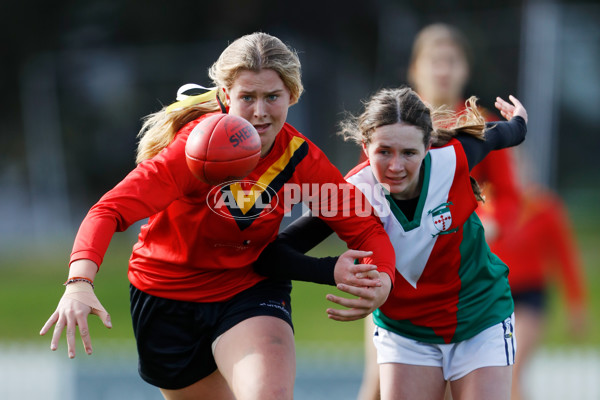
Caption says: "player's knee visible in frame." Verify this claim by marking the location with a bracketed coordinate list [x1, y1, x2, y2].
[237, 381, 293, 400]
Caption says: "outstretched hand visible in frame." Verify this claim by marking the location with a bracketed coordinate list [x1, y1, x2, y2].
[495, 95, 528, 123]
[40, 281, 111, 358]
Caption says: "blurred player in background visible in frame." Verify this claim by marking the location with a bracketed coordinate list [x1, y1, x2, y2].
[407, 23, 521, 259]
[489, 148, 588, 400]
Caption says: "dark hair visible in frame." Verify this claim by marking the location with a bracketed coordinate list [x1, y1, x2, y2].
[339, 86, 487, 200]
[339, 87, 432, 147]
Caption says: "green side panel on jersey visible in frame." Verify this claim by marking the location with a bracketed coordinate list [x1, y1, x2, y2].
[453, 213, 514, 341]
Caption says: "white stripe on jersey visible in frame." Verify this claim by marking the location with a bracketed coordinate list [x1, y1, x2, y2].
[347, 146, 457, 287]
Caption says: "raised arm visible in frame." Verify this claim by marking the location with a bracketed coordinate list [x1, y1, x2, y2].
[460, 95, 528, 170]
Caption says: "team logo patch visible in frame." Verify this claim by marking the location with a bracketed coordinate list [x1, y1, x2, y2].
[428, 202, 458, 236]
[432, 205, 452, 232]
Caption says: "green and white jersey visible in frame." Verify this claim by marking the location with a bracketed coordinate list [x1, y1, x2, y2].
[346, 139, 514, 344]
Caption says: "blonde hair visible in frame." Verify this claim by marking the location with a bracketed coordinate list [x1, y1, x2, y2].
[136, 32, 304, 164]
[339, 87, 486, 200]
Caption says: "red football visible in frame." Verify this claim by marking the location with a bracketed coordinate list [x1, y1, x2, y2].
[185, 114, 261, 185]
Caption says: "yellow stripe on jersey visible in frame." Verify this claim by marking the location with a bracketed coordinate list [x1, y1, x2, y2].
[229, 136, 306, 214]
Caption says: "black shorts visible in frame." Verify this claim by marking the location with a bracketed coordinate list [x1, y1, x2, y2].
[129, 278, 293, 390]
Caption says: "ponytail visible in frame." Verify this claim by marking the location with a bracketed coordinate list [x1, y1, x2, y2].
[135, 87, 224, 164]
[430, 96, 486, 146]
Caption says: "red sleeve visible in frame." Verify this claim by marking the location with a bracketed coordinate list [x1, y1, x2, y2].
[70, 122, 203, 268]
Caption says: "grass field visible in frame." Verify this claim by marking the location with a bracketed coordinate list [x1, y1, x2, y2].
[1, 193, 598, 354]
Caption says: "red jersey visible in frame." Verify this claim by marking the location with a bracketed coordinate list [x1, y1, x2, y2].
[70, 113, 395, 302]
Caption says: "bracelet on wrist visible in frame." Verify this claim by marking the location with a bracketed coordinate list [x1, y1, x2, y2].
[64, 276, 94, 289]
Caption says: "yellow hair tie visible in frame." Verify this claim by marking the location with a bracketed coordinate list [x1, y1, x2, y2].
[166, 83, 217, 113]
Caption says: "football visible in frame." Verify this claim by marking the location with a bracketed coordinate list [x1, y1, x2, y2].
[185, 114, 261, 185]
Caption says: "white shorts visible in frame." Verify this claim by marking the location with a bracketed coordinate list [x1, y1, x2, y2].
[373, 314, 516, 381]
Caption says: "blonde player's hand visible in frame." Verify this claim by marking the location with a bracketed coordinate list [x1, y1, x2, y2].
[40, 282, 111, 358]
[495, 95, 528, 123]
[333, 249, 382, 288]
[325, 272, 392, 322]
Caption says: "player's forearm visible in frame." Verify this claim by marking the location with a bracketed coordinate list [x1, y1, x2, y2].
[254, 239, 338, 285]
[68, 259, 99, 281]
